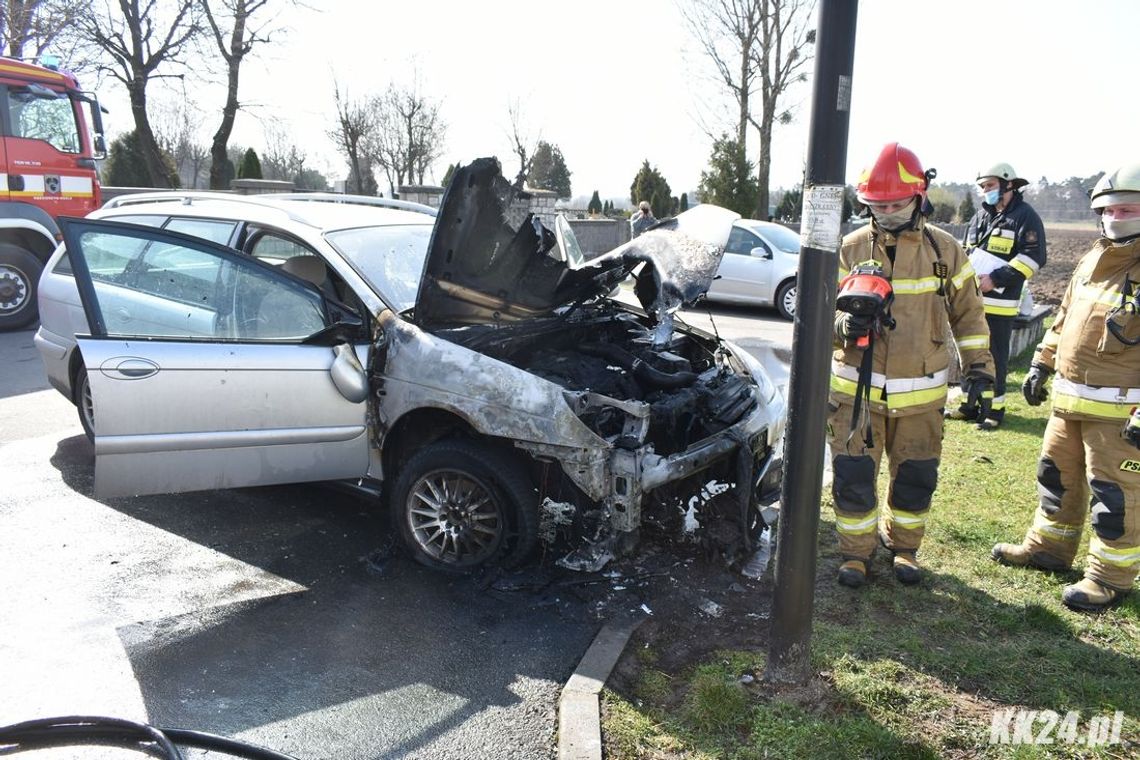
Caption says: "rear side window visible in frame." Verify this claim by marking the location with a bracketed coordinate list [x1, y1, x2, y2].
[247, 232, 316, 263]
[165, 217, 238, 246]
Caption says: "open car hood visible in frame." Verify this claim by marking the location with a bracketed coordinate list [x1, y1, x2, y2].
[413, 157, 739, 329]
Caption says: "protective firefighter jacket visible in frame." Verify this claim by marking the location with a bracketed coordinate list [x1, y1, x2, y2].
[832, 217, 995, 416]
[1033, 236, 1140, 419]
[964, 193, 1047, 317]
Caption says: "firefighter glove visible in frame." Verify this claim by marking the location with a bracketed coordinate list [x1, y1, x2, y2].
[963, 373, 994, 420]
[1021, 364, 1052, 406]
[1123, 407, 1140, 450]
[835, 312, 876, 342]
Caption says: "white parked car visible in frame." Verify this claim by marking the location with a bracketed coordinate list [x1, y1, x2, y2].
[34, 159, 786, 573]
[704, 219, 802, 320]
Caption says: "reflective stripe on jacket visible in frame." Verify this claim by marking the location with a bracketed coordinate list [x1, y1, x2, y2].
[831, 217, 995, 416]
[963, 193, 1047, 317]
[1034, 237, 1140, 420]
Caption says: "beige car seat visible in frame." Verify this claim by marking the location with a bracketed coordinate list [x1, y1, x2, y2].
[281, 256, 336, 298]
[252, 256, 331, 338]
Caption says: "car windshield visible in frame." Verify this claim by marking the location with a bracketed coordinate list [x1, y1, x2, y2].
[762, 224, 802, 253]
[325, 224, 434, 311]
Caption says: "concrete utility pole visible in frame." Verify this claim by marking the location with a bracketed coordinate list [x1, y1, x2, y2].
[765, 0, 859, 685]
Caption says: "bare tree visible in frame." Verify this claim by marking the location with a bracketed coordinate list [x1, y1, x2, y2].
[2, 0, 85, 60]
[407, 90, 445, 185]
[678, 0, 761, 152]
[261, 123, 306, 183]
[368, 79, 445, 195]
[367, 93, 406, 197]
[505, 97, 539, 187]
[78, 0, 203, 187]
[181, 138, 210, 188]
[150, 91, 209, 187]
[328, 81, 374, 195]
[679, 0, 814, 218]
[748, 0, 815, 219]
[200, 0, 289, 189]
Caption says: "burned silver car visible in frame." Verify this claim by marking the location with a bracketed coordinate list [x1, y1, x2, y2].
[49, 158, 785, 572]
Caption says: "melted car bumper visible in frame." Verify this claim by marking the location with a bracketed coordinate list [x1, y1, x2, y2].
[516, 381, 785, 532]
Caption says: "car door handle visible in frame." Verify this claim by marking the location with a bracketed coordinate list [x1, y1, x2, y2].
[100, 357, 160, 380]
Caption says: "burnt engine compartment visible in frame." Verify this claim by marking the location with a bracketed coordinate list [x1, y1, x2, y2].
[436, 304, 758, 455]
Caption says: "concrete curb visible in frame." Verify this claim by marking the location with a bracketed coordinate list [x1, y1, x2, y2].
[557, 615, 644, 760]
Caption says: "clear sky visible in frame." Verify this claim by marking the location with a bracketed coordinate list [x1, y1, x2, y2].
[93, 0, 1139, 201]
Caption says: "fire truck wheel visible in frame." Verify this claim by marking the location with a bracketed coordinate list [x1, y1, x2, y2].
[0, 244, 42, 330]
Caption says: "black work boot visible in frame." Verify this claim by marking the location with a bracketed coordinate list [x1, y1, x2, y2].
[976, 408, 1006, 431]
[837, 560, 868, 588]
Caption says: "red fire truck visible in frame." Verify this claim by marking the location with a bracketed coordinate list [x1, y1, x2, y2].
[0, 55, 105, 330]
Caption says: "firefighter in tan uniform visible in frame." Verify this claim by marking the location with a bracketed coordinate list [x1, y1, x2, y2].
[830, 143, 995, 588]
[993, 163, 1140, 612]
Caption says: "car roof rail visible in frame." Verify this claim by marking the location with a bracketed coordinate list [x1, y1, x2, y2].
[100, 191, 333, 227]
[102, 191, 249, 209]
[103, 190, 438, 218]
[267, 192, 438, 217]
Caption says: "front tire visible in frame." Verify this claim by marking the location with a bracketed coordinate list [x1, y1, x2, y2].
[775, 279, 796, 321]
[0, 244, 42, 331]
[390, 439, 538, 572]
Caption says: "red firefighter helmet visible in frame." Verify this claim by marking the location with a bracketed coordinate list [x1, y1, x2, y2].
[856, 142, 929, 204]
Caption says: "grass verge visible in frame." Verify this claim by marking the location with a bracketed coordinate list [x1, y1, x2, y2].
[601, 348, 1139, 759]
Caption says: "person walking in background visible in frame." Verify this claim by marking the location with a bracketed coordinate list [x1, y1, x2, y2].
[829, 142, 994, 589]
[993, 163, 1140, 612]
[630, 200, 656, 237]
[947, 163, 1046, 430]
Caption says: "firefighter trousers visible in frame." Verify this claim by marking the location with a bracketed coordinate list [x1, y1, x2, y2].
[985, 313, 1013, 419]
[1023, 414, 1140, 591]
[827, 402, 943, 561]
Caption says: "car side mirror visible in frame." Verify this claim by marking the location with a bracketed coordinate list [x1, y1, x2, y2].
[301, 319, 363, 346]
[302, 302, 365, 346]
[750, 246, 772, 259]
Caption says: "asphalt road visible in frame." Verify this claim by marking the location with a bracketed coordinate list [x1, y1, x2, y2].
[0, 307, 792, 759]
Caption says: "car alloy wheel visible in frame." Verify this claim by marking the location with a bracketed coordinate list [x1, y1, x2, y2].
[392, 439, 538, 572]
[406, 468, 505, 566]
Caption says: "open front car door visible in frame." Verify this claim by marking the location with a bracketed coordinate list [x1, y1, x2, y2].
[60, 218, 371, 499]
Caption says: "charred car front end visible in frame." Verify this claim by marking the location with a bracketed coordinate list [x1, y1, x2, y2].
[377, 158, 786, 571]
